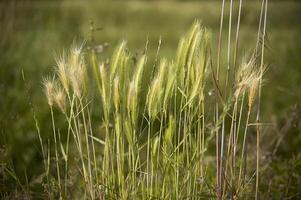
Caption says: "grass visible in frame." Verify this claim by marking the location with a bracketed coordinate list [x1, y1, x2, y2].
[40, 1, 267, 196]
[1, 0, 301, 199]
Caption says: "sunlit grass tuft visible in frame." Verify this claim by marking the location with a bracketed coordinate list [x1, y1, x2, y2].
[39, 0, 270, 198]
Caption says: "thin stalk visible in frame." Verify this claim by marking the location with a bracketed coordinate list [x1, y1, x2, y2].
[222, 1, 234, 191]
[255, 0, 265, 55]
[33, 112, 49, 185]
[215, 106, 221, 200]
[225, 98, 239, 195]
[79, 98, 94, 199]
[238, 105, 251, 187]
[50, 106, 61, 196]
[87, 107, 99, 185]
[200, 99, 205, 179]
[217, 0, 226, 78]
[256, 1, 268, 199]
[146, 117, 151, 196]
[73, 100, 88, 184]
[220, 117, 225, 196]
[155, 113, 165, 196]
[235, 93, 245, 148]
[216, 1, 225, 198]
[233, 0, 243, 72]
[64, 93, 75, 196]
[225, 0, 233, 94]
[231, 11, 243, 185]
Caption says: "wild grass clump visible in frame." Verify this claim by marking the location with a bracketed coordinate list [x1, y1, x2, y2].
[40, 1, 268, 199]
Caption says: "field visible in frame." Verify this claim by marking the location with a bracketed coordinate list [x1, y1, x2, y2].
[1, 0, 301, 199]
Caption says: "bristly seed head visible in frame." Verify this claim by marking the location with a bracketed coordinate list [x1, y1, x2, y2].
[248, 77, 259, 108]
[69, 48, 86, 98]
[70, 41, 85, 67]
[55, 53, 69, 93]
[43, 76, 56, 107]
[235, 56, 259, 98]
[127, 81, 136, 112]
[54, 86, 66, 113]
[113, 77, 120, 110]
[147, 77, 161, 119]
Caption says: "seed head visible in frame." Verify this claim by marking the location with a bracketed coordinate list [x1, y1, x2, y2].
[235, 56, 258, 98]
[99, 63, 109, 116]
[55, 53, 69, 93]
[163, 63, 175, 112]
[113, 77, 120, 110]
[133, 55, 146, 93]
[70, 41, 85, 68]
[127, 81, 137, 113]
[54, 87, 66, 113]
[69, 55, 86, 98]
[248, 77, 260, 108]
[147, 77, 160, 119]
[110, 41, 127, 82]
[43, 76, 55, 107]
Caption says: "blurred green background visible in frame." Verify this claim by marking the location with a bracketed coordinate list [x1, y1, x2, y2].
[0, 0, 300, 192]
